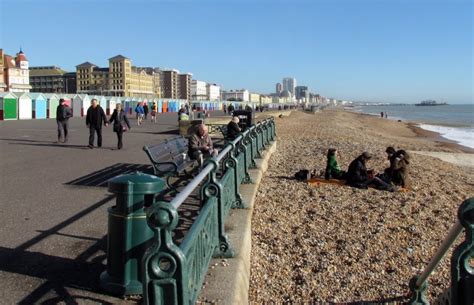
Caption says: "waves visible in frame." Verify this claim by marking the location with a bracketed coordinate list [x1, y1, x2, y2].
[418, 124, 474, 149]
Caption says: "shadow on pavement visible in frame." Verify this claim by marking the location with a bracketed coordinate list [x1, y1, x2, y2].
[66, 163, 155, 187]
[132, 129, 179, 135]
[8, 142, 89, 149]
[0, 195, 116, 304]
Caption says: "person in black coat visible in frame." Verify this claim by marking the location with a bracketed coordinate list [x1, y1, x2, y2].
[108, 103, 131, 150]
[143, 103, 149, 120]
[346, 152, 372, 189]
[55, 98, 72, 143]
[86, 99, 108, 149]
[227, 116, 241, 140]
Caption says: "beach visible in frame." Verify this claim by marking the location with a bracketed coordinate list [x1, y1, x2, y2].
[249, 109, 474, 303]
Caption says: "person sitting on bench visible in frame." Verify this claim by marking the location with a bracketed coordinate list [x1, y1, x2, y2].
[227, 116, 241, 140]
[188, 123, 218, 167]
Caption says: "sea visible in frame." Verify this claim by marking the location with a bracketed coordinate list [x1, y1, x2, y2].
[351, 104, 474, 149]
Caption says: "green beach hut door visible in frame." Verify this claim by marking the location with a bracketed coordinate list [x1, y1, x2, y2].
[4, 95, 18, 120]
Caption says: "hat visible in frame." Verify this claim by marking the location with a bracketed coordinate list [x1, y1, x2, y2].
[362, 152, 372, 159]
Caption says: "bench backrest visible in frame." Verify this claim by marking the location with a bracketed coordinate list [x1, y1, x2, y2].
[144, 137, 189, 165]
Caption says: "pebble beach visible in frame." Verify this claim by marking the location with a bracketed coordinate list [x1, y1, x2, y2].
[249, 109, 474, 303]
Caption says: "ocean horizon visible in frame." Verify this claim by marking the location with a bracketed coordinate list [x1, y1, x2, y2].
[352, 104, 474, 149]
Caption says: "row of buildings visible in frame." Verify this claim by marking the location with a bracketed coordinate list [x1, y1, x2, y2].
[0, 49, 222, 101]
[1, 48, 337, 105]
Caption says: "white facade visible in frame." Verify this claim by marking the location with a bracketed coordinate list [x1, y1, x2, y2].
[282, 77, 296, 96]
[191, 80, 207, 100]
[222, 89, 249, 102]
[6, 50, 31, 93]
[206, 84, 220, 101]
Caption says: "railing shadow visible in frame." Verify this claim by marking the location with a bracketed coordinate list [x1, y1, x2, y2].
[0, 195, 115, 304]
[66, 163, 155, 187]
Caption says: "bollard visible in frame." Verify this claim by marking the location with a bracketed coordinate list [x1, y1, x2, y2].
[100, 172, 166, 296]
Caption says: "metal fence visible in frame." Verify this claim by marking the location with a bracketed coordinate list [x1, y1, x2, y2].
[408, 198, 473, 305]
[141, 118, 276, 305]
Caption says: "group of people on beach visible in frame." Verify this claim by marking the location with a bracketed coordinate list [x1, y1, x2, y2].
[324, 147, 410, 191]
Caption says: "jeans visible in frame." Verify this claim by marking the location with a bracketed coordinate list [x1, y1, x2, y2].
[116, 130, 123, 149]
[89, 126, 102, 147]
[57, 120, 69, 141]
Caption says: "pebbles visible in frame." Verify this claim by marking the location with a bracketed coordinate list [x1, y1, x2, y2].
[249, 110, 474, 303]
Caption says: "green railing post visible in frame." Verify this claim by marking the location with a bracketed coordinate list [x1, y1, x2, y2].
[257, 124, 265, 149]
[226, 142, 244, 207]
[243, 132, 257, 169]
[201, 158, 235, 258]
[408, 276, 429, 305]
[451, 198, 474, 305]
[100, 172, 166, 296]
[250, 128, 262, 159]
[270, 117, 276, 140]
[142, 201, 188, 305]
[237, 138, 253, 184]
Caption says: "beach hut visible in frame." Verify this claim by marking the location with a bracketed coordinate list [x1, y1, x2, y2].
[44, 93, 60, 118]
[106, 96, 119, 115]
[30, 93, 47, 119]
[123, 97, 131, 115]
[73, 94, 90, 117]
[157, 99, 163, 113]
[18, 93, 33, 120]
[70, 94, 83, 117]
[0, 92, 18, 120]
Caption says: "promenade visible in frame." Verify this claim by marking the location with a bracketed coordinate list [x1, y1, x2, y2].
[0, 112, 224, 304]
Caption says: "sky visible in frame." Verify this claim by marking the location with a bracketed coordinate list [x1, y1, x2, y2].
[0, 0, 472, 104]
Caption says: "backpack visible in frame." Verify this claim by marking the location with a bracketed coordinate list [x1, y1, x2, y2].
[294, 169, 311, 181]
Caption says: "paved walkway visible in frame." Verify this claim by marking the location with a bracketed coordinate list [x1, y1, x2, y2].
[0, 112, 220, 304]
[0, 109, 279, 304]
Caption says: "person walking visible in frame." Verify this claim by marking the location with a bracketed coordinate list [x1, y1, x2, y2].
[109, 103, 131, 150]
[86, 98, 108, 149]
[143, 103, 149, 120]
[135, 103, 144, 125]
[150, 102, 157, 123]
[56, 98, 72, 143]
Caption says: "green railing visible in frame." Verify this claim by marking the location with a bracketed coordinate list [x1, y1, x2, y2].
[409, 198, 473, 305]
[141, 118, 276, 305]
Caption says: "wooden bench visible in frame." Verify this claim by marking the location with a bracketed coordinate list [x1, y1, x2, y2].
[143, 136, 195, 188]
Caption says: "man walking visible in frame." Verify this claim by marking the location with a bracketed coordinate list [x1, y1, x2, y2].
[86, 98, 108, 149]
[56, 98, 72, 143]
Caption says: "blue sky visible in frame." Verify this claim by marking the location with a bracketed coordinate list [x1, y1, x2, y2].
[1, 0, 472, 103]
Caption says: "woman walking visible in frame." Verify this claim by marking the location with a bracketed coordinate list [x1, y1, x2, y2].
[150, 102, 157, 123]
[109, 103, 131, 150]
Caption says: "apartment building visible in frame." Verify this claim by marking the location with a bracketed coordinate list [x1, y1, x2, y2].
[76, 55, 159, 98]
[191, 80, 207, 100]
[178, 73, 192, 100]
[161, 69, 179, 99]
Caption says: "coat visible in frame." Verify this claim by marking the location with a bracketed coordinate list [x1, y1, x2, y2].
[56, 104, 72, 121]
[86, 106, 108, 128]
[227, 121, 241, 140]
[109, 109, 131, 133]
[325, 155, 345, 179]
[391, 151, 410, 188]
[346, 156, 369, 188]
[188, 132, 214, 155]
